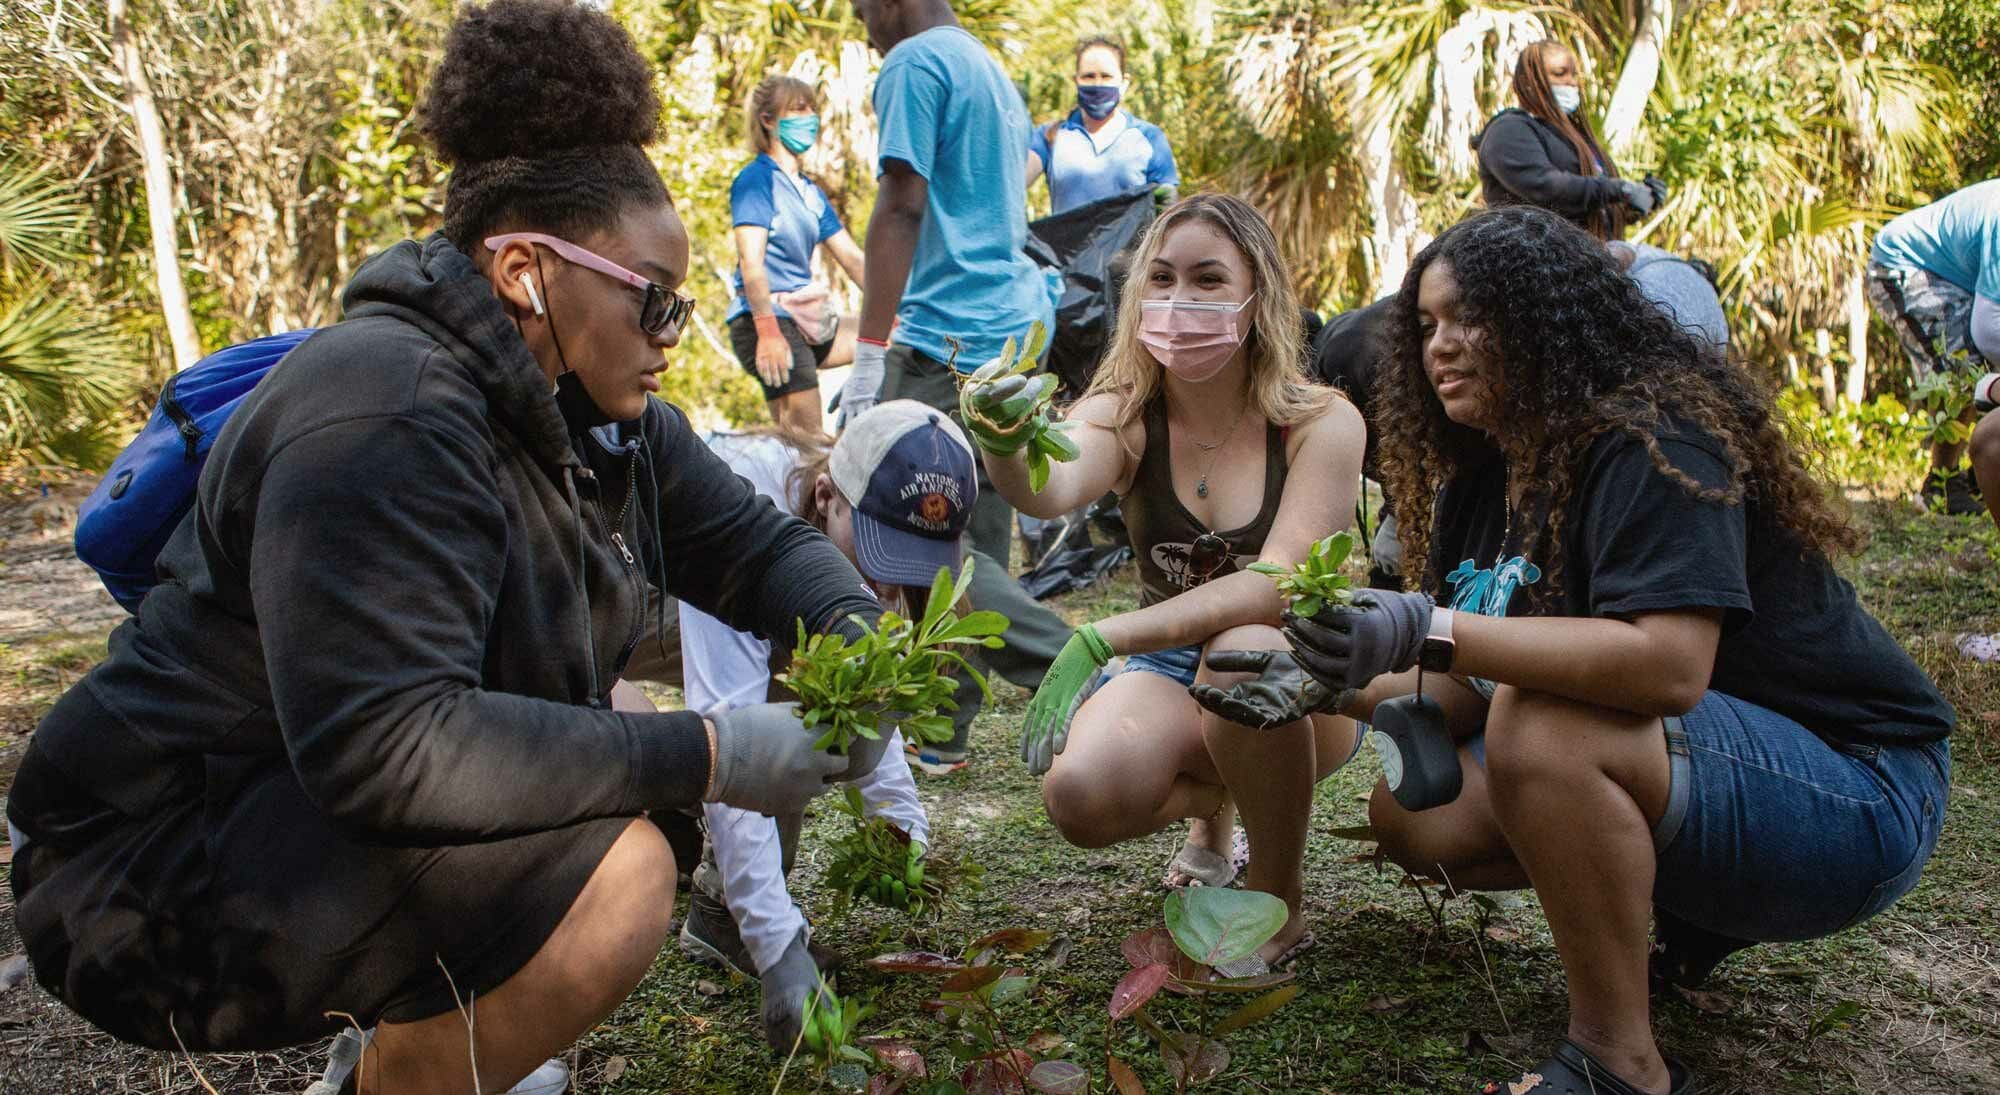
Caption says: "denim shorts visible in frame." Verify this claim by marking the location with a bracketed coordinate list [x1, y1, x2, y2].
[1121, 644, 1203, 687]
[1468, 690, 1950, 943]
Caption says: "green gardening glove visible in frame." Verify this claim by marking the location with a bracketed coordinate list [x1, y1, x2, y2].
[962, 372, 1055, 456]
[1021, 624, 1113, 775]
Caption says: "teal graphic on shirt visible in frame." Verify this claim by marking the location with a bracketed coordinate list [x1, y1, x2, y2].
[1445, 554, 1543, 618]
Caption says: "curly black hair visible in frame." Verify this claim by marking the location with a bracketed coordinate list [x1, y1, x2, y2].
[418, 0, 668, 248]
[1376, 206, 1857, 602]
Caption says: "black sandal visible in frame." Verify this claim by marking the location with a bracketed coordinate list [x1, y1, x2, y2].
[1481, 1038, 1695, 1095]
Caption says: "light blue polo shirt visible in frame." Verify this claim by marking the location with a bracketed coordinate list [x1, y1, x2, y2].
[727, 154, 844, 322]
[1871, 179, 2000, 303]
[1029, 108, 1178, 214]
[875, 26, 1054, 371]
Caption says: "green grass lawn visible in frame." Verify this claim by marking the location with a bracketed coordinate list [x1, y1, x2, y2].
[598, 501, 2000, 1094]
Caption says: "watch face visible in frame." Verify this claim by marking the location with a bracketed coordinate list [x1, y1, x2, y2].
[1419, 637, 1455, 672]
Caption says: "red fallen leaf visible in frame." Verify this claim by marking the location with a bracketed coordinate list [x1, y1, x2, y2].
[942, 964, 1005, 993]
[1024, 1030, 1067, 1054]
[1673, 985, 1735, 1015]
[966, 927, 1054, 958]
[1107, 1057, 1148, 1095]
[1027, 1060, 1088, 1094]
[1181, 970, 1293, 994]
[1109, 963, 1171, 1020]
[861, 1038, 927, 1078]
[867, 950, 967, 974]
[866, 1076, 901, 1095]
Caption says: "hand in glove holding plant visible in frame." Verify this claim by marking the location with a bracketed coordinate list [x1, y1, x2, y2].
[1283, 589, 1433, 694]
[959, 321, 1080, 492]
[1020, 624, 1112, 775]
[704, 702, 846, 816]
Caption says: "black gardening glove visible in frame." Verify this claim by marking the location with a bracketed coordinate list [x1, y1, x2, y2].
[1189, 649, 1354, 729]
[1281, 589, 1432, 694]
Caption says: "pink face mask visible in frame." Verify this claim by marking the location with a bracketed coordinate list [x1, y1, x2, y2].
[1137, 297, 1254, 382]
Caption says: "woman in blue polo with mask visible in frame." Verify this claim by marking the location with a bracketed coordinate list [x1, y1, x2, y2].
[1024, 36, 1179, 215]
[729, 75, 866, 432]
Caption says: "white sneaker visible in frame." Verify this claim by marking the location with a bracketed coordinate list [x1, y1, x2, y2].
[306, 1027, 569, 1094]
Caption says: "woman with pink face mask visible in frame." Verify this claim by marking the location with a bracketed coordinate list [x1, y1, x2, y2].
[960, 193, 1367, 971]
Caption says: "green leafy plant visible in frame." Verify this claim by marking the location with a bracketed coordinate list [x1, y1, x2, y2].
[782, 560, 1008, 754]
[959, 321, 1081, 493]
[1246, 532, 1356, 618]
[822, 785, 982, 919]
[798, 976, 875, 1079]
[1109, 888, 1299, 1092]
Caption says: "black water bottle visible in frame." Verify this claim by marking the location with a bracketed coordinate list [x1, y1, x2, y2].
[1368, 692, 1462, 811]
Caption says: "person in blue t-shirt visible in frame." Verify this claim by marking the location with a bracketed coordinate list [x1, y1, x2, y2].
[841, 0, 1071, 772]
[1866, 178, 2000, 515]
[1024, 36, 1179, 215]
[728, 76, 866, 433]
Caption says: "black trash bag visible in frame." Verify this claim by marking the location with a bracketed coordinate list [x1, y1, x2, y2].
[1026, 186, 1159, 396]
[1016, 494, 1135, 601]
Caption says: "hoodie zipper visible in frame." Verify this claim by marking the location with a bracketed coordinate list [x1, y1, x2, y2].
[584, 450, 646, 679]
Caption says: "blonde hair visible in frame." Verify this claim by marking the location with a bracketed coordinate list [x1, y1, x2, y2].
[1079, 192, 1335, 430]
[745, 75, 817, 155]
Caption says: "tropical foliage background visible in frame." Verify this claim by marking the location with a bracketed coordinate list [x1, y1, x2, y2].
[0, 0, 1994, 478]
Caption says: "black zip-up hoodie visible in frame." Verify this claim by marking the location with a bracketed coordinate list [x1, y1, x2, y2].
[1472, 107, 1627, 231]
[16, 234, 877, 848]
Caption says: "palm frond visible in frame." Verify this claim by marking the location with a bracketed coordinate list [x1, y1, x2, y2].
[0, 159, 86, 279]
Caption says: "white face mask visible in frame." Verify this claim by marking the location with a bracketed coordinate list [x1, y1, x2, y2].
[1552, 85, 1582, 115]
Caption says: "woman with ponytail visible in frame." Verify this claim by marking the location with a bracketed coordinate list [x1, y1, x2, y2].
[7, 4, 882, 1092]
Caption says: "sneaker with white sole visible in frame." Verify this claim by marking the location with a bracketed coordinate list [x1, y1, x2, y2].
[905, 743, 968, 776]
[304, 1027, 570, 1094]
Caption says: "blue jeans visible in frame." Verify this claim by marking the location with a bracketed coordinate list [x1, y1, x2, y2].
[1121, 644, 1203, 687]
[1469, 691, 1949, 942]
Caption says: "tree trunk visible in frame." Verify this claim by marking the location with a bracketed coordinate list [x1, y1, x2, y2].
[1353, 70, 1425, 297]
[1845, 224, 1870, 403]
[1601, 0, 1672, 157]
[109, 0, 201, 370]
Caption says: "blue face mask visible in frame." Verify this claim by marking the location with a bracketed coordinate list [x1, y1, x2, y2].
[776, 115, 820, 154]
[1076, 83, 1122, 121]
[1551, 85, 1582, 115]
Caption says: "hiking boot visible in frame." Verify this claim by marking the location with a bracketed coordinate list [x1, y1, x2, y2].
[1923, 468, 1984, 516]
[678, 889, 756, 979]
[305, 1027, 569, 1095]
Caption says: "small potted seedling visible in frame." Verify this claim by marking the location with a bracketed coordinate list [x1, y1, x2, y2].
[1245, 531, 1355, 620]
[782, 559, 1008, 776]
[959, 321, 1081, 493]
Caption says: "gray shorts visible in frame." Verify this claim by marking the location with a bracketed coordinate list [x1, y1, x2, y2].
[1866, 262, 1981, 384]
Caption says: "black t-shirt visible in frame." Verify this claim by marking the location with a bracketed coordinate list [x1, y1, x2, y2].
[1426, 421, 1953, 746]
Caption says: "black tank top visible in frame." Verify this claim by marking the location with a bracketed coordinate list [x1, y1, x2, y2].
[1122, 396, 1289, 607]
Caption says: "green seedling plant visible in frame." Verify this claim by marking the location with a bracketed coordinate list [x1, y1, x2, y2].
[794, 975, 876, 1090]
[959, 321, 1081, 493]
[1247, 531, 1356, 619]
[867, 929, 1090, 1094]
[783, 560, 1008, 754]
[822, 785, 983, 918]
[1109, 887, 1301, 1093]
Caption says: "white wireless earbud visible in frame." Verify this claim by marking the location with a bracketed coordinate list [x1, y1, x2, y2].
[519, 273, 546, 317]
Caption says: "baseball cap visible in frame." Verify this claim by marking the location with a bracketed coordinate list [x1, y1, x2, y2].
[830, 400, 977, 588]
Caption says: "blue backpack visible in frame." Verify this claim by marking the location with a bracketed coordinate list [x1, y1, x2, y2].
[76, 329, 318, 612]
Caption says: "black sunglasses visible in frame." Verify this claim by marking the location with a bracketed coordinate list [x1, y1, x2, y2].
[1186, 531, 1232, 588]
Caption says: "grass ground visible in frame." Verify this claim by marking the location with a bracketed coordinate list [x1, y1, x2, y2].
[0, 499, 1996, 1093]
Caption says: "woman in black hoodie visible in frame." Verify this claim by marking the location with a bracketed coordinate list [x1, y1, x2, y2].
[5, 3, 880, 1092]
[1474, 40, 1662, 241]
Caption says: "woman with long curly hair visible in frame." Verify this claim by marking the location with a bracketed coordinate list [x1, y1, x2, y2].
[1198, 207, 1952, 1093]
[959, 194, 1367, 970]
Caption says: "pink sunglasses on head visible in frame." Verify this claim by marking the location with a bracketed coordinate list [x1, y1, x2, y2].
[485, 232, 695, 336]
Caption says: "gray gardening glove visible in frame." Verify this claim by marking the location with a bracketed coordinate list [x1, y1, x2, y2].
[1282, 589, 1433, 694]
[760, 929, 833, 1054]
[1620, 178, 1657, 216]
[706, 702, 845, 816]
[1189, 649, 1355, 729]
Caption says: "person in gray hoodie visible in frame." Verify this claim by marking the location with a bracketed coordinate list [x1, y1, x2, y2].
[4, 4, 879, 1093]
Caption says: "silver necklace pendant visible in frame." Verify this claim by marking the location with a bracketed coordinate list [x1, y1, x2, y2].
[1197, 477, 1209, 498]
